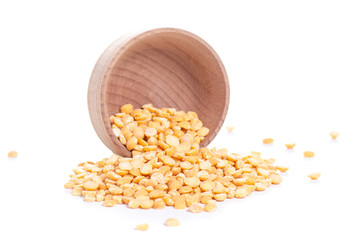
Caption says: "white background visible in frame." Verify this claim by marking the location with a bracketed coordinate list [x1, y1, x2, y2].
[1, 0, 361, 239]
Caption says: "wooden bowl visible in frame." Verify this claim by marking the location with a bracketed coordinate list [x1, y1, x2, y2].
[88, 28, 229, 157]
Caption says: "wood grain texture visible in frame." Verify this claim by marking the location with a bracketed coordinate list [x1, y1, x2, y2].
[88, 28, 229, 157]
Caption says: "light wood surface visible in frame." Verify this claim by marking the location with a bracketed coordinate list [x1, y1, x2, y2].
[88, 28, 229, 156]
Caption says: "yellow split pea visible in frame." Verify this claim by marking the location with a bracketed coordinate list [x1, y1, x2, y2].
[136, 223, 149, 231]
[8, 151, 18, 158]
[330, 131, 339, 139]
[226, 126, 234, 132]
[285, 143, 296, 149]
[308, 172, 321, 180]
[304, 151, 314, 158]
[164, 218, 180, 227]
[263, 138, 274, 144]
[276, 166, 289, 172]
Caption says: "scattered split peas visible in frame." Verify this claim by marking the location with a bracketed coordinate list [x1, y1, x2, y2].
[135, 223, 149, 231]
[330, 131, 339, 139]
[308, 172, 321, 180]
[262, 138, 274, 144]
[164, 218, 180, 227]
[65, 104, 284, 213]
[304, 151, 315, 158]
[285, 143, 296, 150]
[226, 126, 234, 132]
[276, 166, 289, 172]
[8, 151, 18, 158]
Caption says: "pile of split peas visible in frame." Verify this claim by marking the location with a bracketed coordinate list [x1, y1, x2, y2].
[61, 103, 337, 230]
[64, 103, 285, 212]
